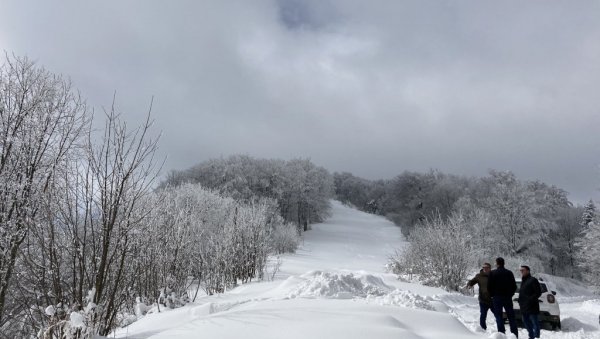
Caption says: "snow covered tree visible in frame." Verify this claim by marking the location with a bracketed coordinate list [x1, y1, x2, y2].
[383, 171, 435, 231]
[390, 211, 473, 291]
[161, 156, 334, 231]
[481, 170, 547, 256]
[82, 102, 160, 336]
[549, 206, 583, 278]
[581, 199, 596, 227]
[576, 219, 600, 291]
[0, 54, 88, 333]
[573, 200, 600, 288]
[452, 196, 499, 261]
[333, 172, 372, 209]
[34, 101, 160, 338]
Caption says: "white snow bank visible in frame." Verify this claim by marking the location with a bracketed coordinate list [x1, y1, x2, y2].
[538, 273, 595, 298]
[138, 298, 479, 339]
[580, 299, 600, 314]
[366, 289, 435, 310]
[560, 317, 598, 332]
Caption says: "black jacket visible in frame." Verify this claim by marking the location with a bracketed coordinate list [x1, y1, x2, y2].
[518, 275, 542, 314]
[488, 267, 517, 298]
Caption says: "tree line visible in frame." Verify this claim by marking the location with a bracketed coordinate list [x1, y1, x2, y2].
[334, 170, 597, 291]
[162, 155, 335, 233]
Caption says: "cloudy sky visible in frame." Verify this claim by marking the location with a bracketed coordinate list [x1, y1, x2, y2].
[1, 1, 600, 203]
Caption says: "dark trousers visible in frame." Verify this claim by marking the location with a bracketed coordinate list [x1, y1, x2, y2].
[522, 312, 540, 339]
[492, 296, 518, 337]
[479, 302, 492, 330]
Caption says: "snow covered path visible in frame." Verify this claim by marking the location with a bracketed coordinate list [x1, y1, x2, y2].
[115, 201, 600, 339]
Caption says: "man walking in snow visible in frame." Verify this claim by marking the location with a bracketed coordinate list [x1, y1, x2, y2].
[466, 262, 493, 330]
[488, 257, 519, 337]
[518, 265, 542, 339]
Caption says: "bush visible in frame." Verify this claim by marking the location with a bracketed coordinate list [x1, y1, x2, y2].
[270, 222, 301, 254]
[390, 212, 473, 291]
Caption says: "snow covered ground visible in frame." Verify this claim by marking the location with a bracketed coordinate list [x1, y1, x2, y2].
[114, 201, 600, 339]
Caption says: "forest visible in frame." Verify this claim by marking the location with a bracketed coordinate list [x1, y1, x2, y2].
[334, 170, 599, 291]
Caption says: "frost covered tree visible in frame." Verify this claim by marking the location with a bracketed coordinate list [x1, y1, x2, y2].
[77, 102, 160, 336]
[574, 199, 599, 289]
[481, 171, 546, 256]
[527, 180, 572, 265]
[389, 212, 473, 291]
[162, 155, 334, 231]
[452, 196, 498, 261]
[576, 219, 600, 290]
[32, 101, 160, 338]
[549, 206, 583, 278]
[0, 54, 88, 333]
[280, 159, 333, 231]
[580, 199, 596, 227]
[333, 172, 371, 209]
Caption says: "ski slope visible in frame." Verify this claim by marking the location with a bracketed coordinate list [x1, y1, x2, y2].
[115, 201, 600, 339]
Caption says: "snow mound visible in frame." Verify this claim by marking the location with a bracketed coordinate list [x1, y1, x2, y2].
[69, 312, 86, 329]
[561, 317, 598, 332]
[538, 274, 594, 298]
[438, 293, 477, 307]
[366, 289, 434, 311]
[287, 271, 434, 311]
[289, 271, 391, 299]
[580, 299, 600, 314]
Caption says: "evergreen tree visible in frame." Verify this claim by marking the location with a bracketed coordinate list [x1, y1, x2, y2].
[576, 220, 600, 290]
[581, 199, 596, 227]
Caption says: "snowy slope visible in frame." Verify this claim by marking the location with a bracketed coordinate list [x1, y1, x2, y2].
[115, 201, 600, 339]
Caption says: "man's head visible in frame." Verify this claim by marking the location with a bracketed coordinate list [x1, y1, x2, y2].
[482, 262, 492, 273]
[520, 265, 531, 278]
[495, 257, 505, 268]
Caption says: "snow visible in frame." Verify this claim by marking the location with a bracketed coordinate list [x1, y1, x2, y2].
[114, 201, 600, 339]
[45, 305, 56, 316]
[69, 312, 86, 329]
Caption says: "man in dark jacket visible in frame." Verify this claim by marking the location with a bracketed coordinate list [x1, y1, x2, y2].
[518, 265, 542, 339]
[467, 262, 493, 330]
[488, 257, 518, 337]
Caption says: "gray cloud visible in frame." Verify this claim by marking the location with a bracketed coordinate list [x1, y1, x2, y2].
[1, 0, 599, 203]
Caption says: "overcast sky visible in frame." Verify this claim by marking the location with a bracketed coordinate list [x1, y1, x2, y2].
[1, 1, 600, 203]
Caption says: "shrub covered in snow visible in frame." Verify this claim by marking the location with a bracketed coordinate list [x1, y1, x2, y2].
[390, 212, 473, 291]
[270, 221, 302, 254]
